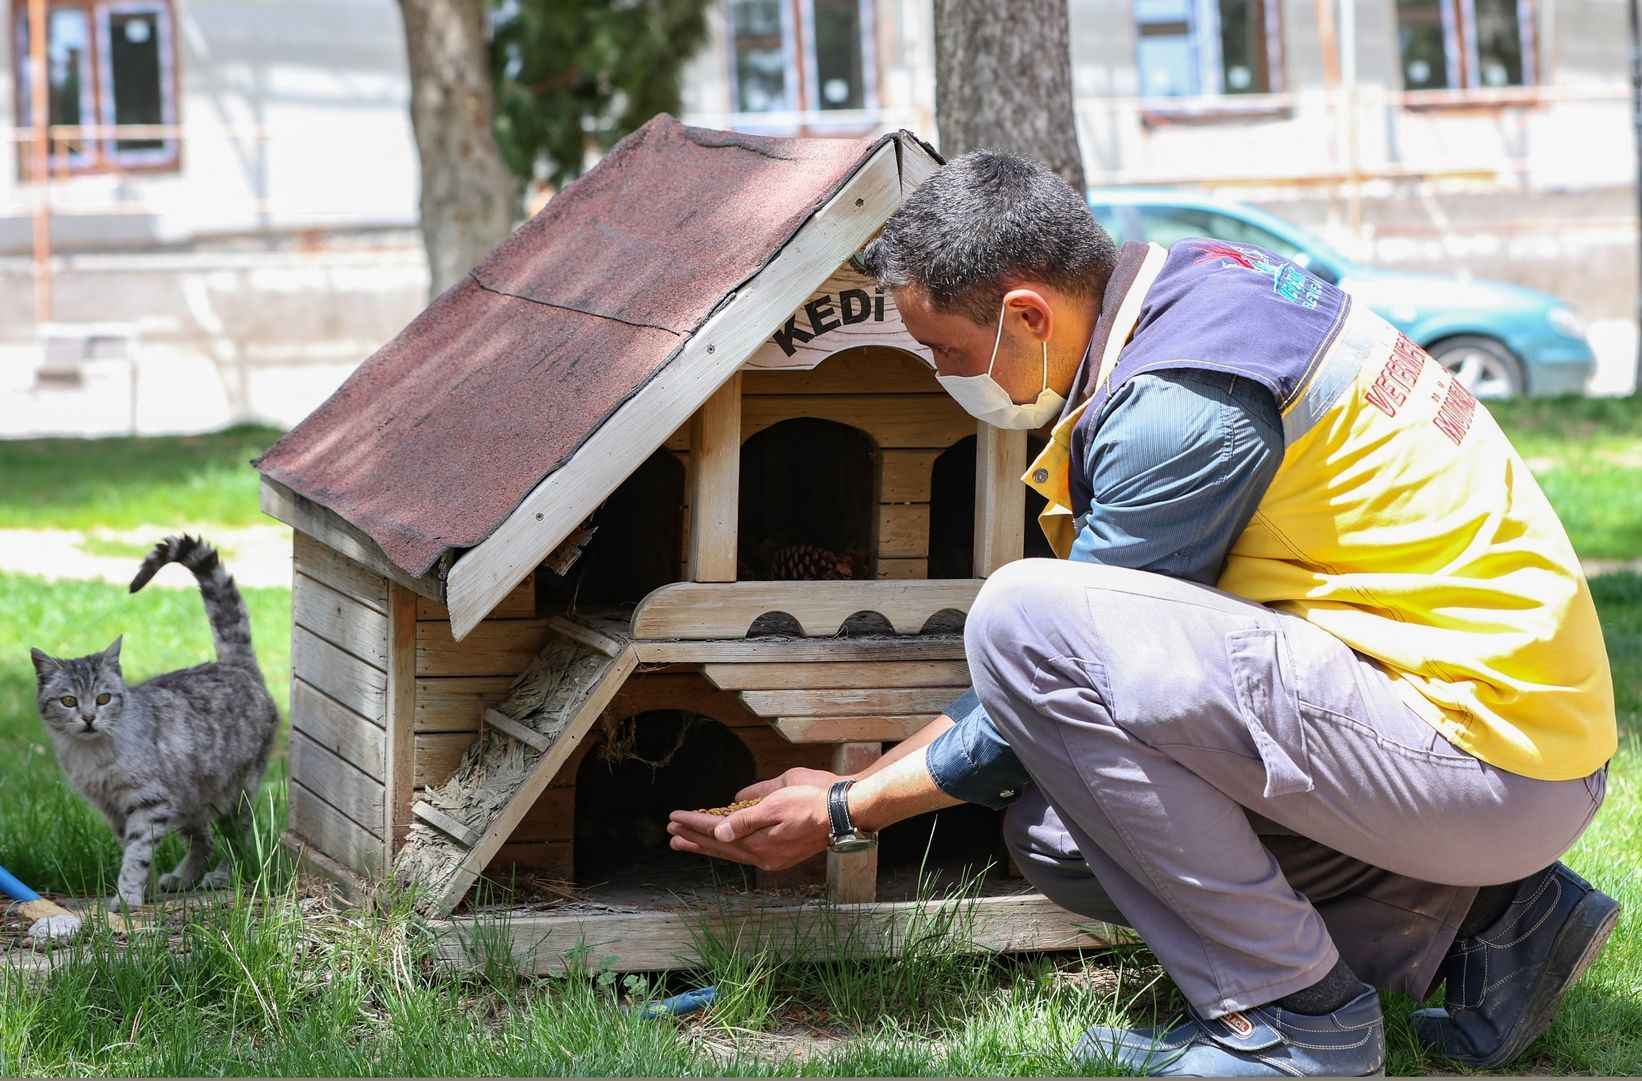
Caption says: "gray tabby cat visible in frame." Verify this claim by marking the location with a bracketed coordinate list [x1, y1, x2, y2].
[30, 535, 278, 909]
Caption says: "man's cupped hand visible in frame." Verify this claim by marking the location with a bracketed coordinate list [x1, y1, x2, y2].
[667, 766, 843, 872]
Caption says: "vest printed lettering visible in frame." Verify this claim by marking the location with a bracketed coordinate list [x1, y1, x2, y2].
[1025, 239, 1616, 782]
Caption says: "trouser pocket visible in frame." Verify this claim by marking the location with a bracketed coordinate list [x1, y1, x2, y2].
[1225, 628, 1315, 799]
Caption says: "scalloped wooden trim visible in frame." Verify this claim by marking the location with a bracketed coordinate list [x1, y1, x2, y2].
[630, 580, 983, 640]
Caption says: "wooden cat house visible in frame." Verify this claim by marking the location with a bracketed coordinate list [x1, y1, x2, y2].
[254, 116, 1115, 972]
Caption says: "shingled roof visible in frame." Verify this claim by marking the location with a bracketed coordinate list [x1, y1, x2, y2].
[254, 115, 906, 581]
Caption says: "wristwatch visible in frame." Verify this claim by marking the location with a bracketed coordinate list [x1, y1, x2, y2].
[826, 779, 878, 853]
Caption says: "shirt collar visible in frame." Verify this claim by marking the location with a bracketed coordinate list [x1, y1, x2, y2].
[1055, 241, 1161, 425]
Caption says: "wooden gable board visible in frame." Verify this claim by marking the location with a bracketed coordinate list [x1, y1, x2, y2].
[444, 134, 944, 640]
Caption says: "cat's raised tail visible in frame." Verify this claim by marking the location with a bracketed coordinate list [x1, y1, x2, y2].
[130, 535, 259, 671]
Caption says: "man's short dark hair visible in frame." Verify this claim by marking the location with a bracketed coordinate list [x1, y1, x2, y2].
[860, 150, 1118, 325]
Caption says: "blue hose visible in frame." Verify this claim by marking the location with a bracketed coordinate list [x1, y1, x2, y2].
[0, 864, 42, 903]
[631, 985, 717, 1019]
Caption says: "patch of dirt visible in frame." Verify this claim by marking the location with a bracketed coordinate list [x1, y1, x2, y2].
[1048, 949, 1181, 1018]
[687, 1010, 868, 1068]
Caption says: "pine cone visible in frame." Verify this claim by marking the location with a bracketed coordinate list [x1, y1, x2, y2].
[767, 542, 855, 581]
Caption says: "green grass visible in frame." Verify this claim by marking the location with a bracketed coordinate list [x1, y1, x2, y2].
[1491, 396, 1642, 560]
[1, 401, 1640, 1075]
[0, 424, 284, 531]
[2, 575, 1638, 1075]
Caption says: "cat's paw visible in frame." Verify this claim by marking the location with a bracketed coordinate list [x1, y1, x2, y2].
[104, 890, 143, 911]
[158, 870, 199, 893]
[199, 867, 232, 890]
[28, 912, 83, 943]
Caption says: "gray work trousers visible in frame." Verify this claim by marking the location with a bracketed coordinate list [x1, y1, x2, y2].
[967, 559, 1607, 1018]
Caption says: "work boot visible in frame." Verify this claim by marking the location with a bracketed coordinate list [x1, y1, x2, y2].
[1074, 984, 1385, 1076]
[1412, 862, 1620, 1069]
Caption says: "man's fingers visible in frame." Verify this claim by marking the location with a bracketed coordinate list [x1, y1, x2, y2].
[735, 777, 784, 802]
[667, 821, 760, 866]
[668, 834, 707, 856]
[669, 809, 727, 833]
[716, 801, 782, 843]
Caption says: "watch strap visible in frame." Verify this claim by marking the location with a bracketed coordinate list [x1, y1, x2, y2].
[827, 779, 856, 840]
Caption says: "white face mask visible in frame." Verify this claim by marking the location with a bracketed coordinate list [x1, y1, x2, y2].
[935, 301, 1067, 430]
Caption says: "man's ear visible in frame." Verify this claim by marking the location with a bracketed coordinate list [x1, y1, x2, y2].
[101, 636, 123, 669]
[1003, 287, 1054, 343]
[29, 647, 57, 676]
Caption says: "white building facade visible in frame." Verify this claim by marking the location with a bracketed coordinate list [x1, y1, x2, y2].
[0, 0, 1628, 436]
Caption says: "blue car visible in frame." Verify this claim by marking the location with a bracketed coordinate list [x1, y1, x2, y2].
[1088, 190, 1595, 398]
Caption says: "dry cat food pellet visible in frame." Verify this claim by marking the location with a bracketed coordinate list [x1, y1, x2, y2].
[695, 799, 761, 816]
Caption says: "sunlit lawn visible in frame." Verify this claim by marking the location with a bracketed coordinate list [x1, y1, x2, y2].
[1492, 396, 1642, 560]
[0, 424, 283, 532]
[0, 398, 1639, 1075]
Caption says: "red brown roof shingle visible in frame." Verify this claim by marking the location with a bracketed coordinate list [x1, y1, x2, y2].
[255, 115, 891, 578]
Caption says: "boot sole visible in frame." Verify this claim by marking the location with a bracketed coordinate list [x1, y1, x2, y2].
[1467, 888, 1621, 1070]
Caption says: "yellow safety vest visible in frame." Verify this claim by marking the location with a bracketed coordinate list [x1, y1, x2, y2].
[1025, 243, 1615, 781]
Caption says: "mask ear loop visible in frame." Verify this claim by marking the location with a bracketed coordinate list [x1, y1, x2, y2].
[991, 298, 1054, 399]
[985, 302, 1008, 377]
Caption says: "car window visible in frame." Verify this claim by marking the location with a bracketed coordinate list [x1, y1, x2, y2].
[1089, 203, 1126, 243]
[1133, 205, 1309, 265]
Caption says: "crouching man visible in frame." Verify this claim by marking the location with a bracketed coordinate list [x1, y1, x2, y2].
[667, 151, 1618, 1076]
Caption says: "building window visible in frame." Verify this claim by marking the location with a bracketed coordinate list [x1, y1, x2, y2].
[728, 0, 875, 124]
[13, 0, 179, 176]
[1394, 0, 1535, 90]
[729, 0, 793, 113]
[1135, 0, 1282, 99]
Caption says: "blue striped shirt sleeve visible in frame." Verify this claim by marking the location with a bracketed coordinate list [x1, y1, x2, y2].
[923, 370, 1283, 809]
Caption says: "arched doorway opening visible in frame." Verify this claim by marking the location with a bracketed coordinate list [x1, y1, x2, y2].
[737, 417, 879, 581]
[573, 711, 756, 886]
[926, 434, 1053, 579]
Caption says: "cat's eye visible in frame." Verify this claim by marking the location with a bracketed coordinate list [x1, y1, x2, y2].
[96, 693, 110, 705]
[59, 695, 77, 708]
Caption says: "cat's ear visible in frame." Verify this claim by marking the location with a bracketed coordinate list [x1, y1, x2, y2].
[101, 636, 123, 669]
[29, 647, 58, 676]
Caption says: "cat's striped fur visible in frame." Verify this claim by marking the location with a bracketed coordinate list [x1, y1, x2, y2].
[30, 535, 278, 908]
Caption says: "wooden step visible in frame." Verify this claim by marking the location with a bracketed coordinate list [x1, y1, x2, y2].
[739, 687, 958, 718]
[481, 708, 551, 751]
[703, 660, 969, 690]
[772, 715, 937, 743]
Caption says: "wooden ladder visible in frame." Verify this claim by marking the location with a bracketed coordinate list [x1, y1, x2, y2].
[398, 616, 637, 915]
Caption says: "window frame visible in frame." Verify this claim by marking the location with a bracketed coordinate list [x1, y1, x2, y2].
[94, 0, 178, 168]
[1395, 0, 1538, 93]
[11, 0, 180, 180]
[725, 0, 800, 118]
[1133, 0, 1286, 105]
[723, 0, 878, 133]
[798, 0, 877, 120]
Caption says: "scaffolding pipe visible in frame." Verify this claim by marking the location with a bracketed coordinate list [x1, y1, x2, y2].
[1340, 0, 1362, 237]
[28, 0, 51, 325]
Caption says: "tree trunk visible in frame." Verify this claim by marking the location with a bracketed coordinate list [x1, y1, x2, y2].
[933, 0, 1087, 192]
[398, 0, 517, 300]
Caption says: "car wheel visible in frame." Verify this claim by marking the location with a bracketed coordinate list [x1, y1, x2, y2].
[1429, 336, 1525, 399]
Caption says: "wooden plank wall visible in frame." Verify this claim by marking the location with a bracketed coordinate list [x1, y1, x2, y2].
[411, 576, 565, 879]
[668, 348, 974, 583]
[288, 532, 391, 881]
[742, 348, 973, 580]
